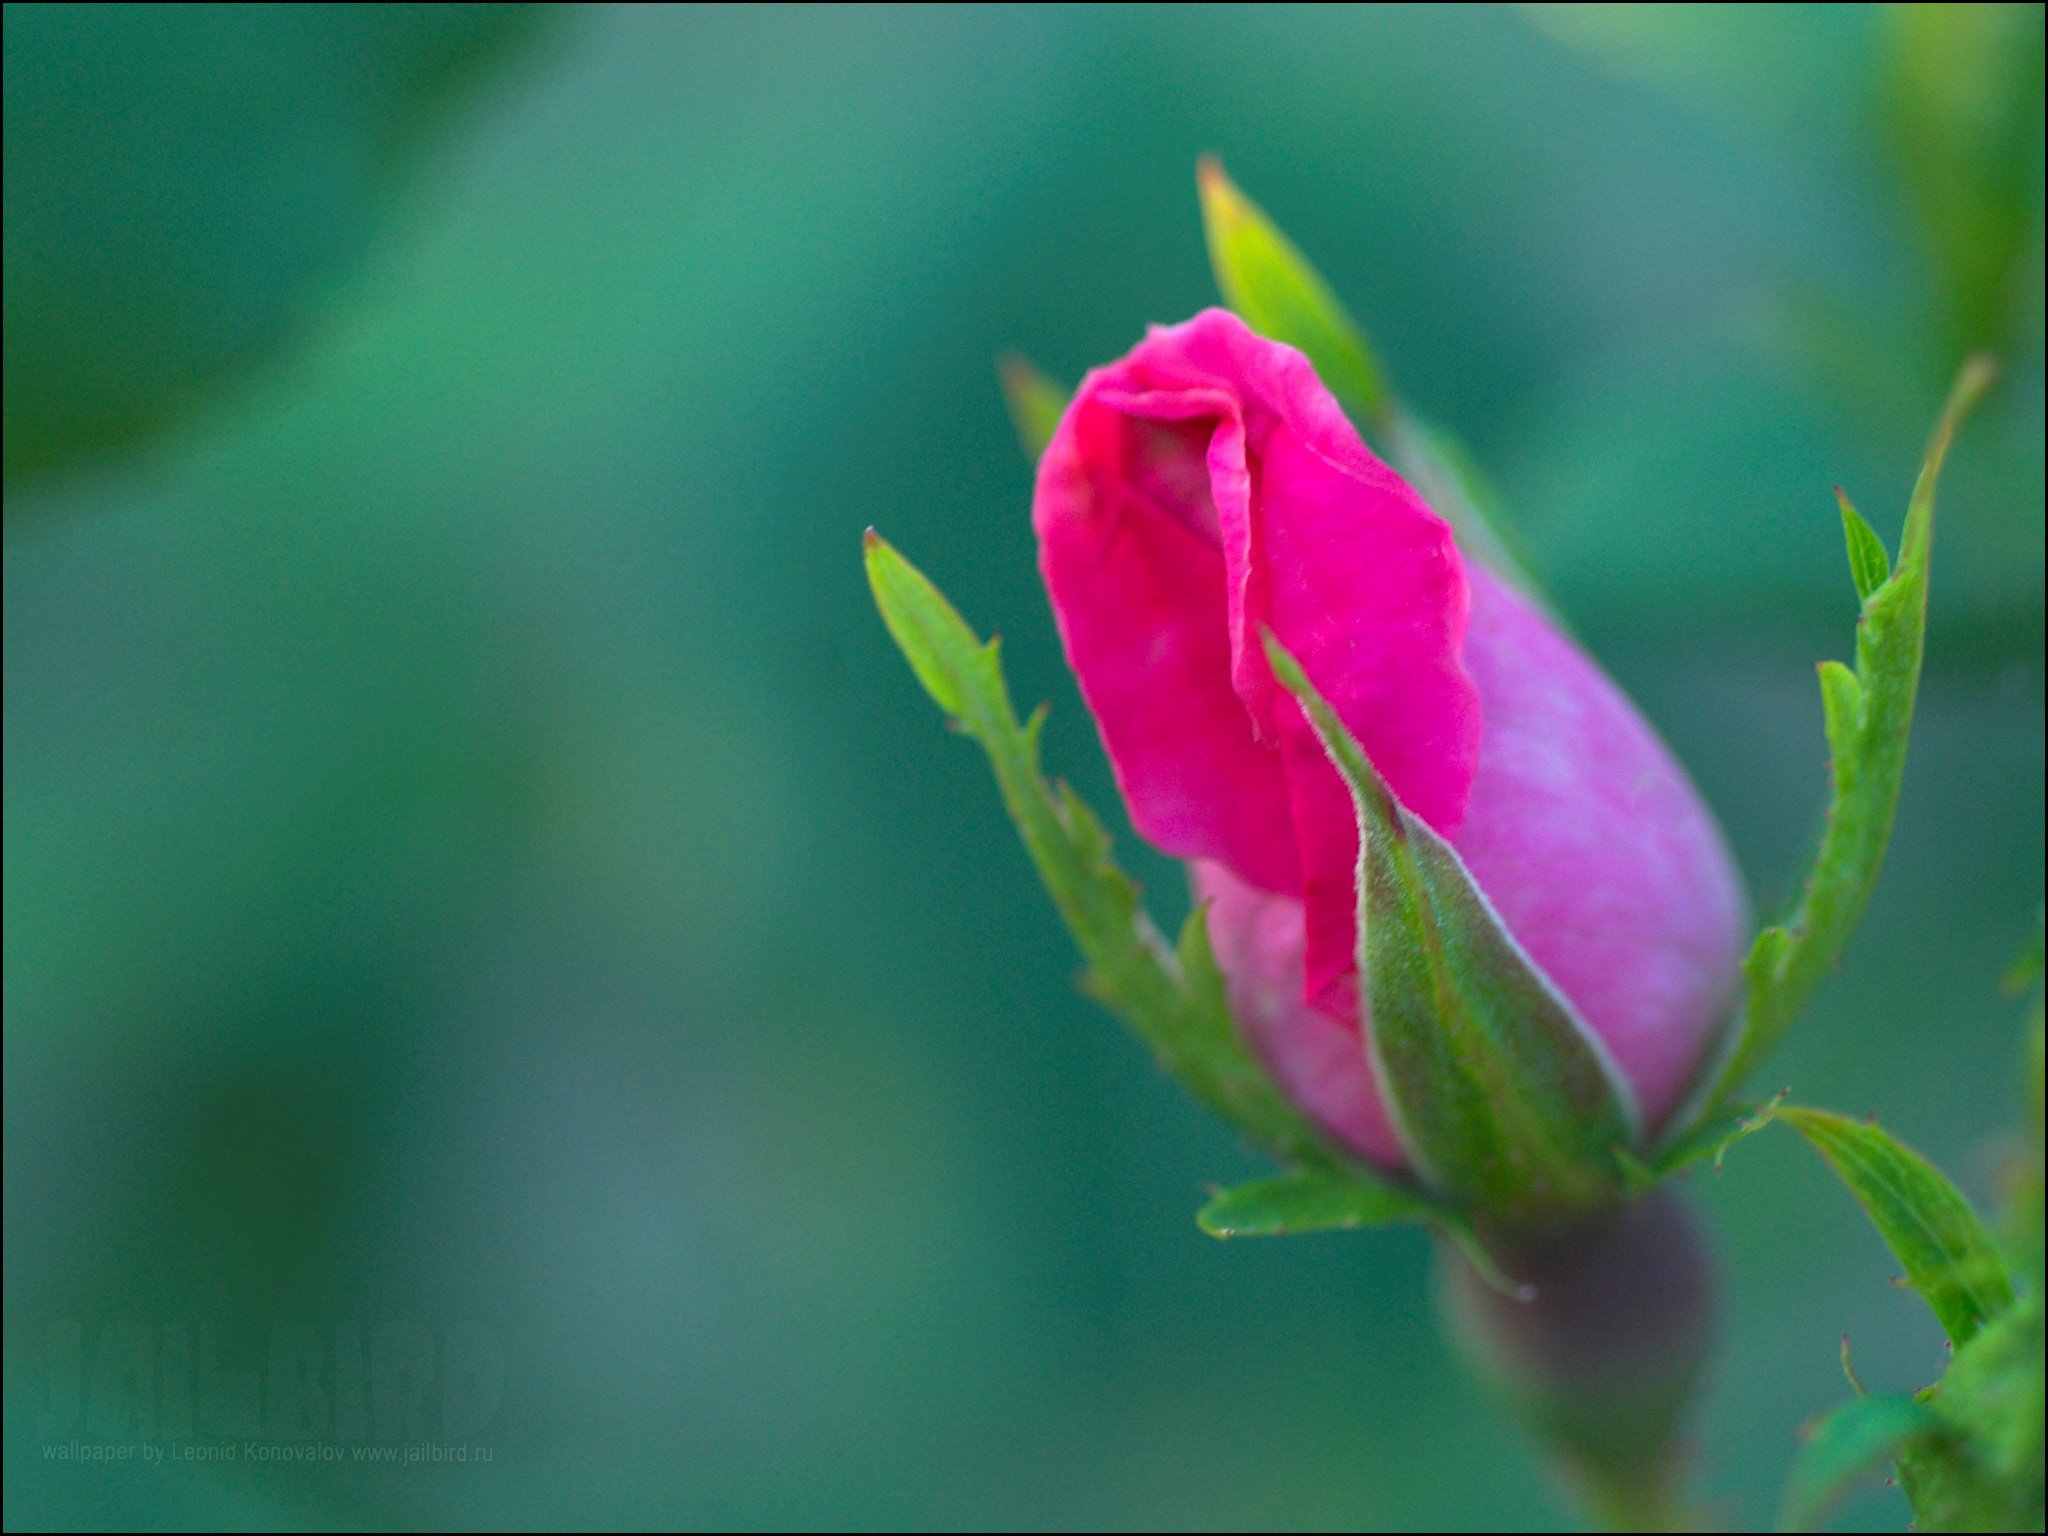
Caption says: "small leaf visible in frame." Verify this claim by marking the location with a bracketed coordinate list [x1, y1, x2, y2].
[1837, 488, 1892, 600]
[1779, 1393, 1942, 1532]
[864, 532, 1342, 1168]
[1777, 1106, 2015, 1346]
[1265, 633, 1639, 1222]
[1197, 1168, 1438, 1238]
[996, 354, 1068, 460]
[1197, 156, 1391, 431]
[1708, 356, 1996, 1108]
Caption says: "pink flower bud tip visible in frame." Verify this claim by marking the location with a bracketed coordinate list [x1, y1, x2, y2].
[1032, 309, 1749, 1168]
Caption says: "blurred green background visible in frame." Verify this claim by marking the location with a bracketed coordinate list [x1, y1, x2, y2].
[4, 5, 2042, 1530]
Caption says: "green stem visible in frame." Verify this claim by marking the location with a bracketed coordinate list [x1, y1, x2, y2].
[1569, 1459, 1692, 1533]
[1435, 1192, 1716, 1532]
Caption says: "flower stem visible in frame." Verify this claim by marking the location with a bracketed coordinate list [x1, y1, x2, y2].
[1434, 1191, 1716, 1532]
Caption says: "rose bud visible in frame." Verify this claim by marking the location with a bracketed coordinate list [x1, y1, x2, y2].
[1032, 308, 1748, 1188]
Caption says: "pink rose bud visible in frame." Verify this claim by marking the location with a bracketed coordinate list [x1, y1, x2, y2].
[1033, 309, 1748, 1170]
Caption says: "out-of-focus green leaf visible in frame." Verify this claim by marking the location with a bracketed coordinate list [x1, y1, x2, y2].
[1776, 1106, 2014, 1347]
[1900, 1295, 2047, 1533]
[2004, 918, 2045, 1285]
[864, 531, 1363, 1173]
[1837, 488, 1892, 601]
[1708, 357, 1995, 1108]
[1779, 1393, 1942, 1533]
[2000, 1049, 2044, 1283]
[3, 3, 542, 485]
[1881, 3, 2046, 364]
[2030, 985, 2046, 1149]
[1264, 633, 1638, 1223]
[1197, 155, 1391, 431]
[2004, 910, 2046, 998]
[1519, 3, 1865, 143]
[996, 355, 1068, 460]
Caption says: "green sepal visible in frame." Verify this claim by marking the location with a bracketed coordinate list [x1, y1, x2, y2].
[1197, 155, 1391, 432]
[1706, 357, 1996, 1110]
[1196, 157, 1549, 607]
[996, 354, 1068, 460]
[1199, 1169, 1530, 1298]
[1196, 1167, 1438, 1237]
[1264, 633, 1641, 1224]
[1779, 1393, 1943, 1532]
[1772, 1105, 2015, 1346]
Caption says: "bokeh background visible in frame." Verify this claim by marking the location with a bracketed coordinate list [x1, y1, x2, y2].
[5, 5, 2042, 1530]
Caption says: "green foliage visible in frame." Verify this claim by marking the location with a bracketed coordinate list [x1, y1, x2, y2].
[1779, 1393, 1942, 1532]
[866, 531, 1369, 1173]
[2003, 911, 2046, 997]
[1196, 1169, 1438, 1238]
[1880, 3, 2047, 364]
[1263, 633, 1639, 1223]
[865, 532, 1487, 1252]
[1199, 1169, 1531, 1299]
[2, 3, 541, 484]
[1708, 357, 1996, 1109]
[997, 355, 1069, 460]
[2002, 921, 2046, 1287]
[1767, 1098, 2041, 1531]
[1896, 1295, 2047, 1533]
[1774, 1105, 2014, 1347]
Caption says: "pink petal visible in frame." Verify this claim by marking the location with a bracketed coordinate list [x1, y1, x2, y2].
[1035, 308, 1746, 1162]
[1190, 859, 1405, 1169]
[1034, 309, 1482, 972]
[1450, 568, 1749, 1125]
[1035, 376, 1299, 892]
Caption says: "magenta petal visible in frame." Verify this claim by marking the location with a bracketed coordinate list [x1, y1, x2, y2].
[1034, 309, 1481, 963]
[1190, 859, 1405, 1169]
[1035, 383, 1299, 892]
[1034, 307, 1744, 1164]
[1451, 568, 1750, 1125]
[1245, 402, 1477, 1005]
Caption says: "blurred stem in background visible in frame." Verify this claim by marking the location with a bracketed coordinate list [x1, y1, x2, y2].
[1879, 2, 2045, 371]
[1440, 1193, 1716, 1533]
